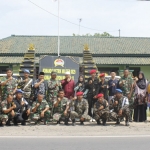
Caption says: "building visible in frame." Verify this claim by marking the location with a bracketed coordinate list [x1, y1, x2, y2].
[0, 35, 150, 79]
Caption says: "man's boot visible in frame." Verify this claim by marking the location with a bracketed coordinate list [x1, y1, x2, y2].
[96, 120, 101, 125]
[72, 119, 76, 126]
[64, 118, 68, 125]
[0, 121, 3, 127]
[6, 119, 11, 126]
[102, 119, 106, 126]
[21, 120, 26, 126]
[115, 118, 120, 125]
[80, 121, 84, 125]
[125, 121, 129, 126]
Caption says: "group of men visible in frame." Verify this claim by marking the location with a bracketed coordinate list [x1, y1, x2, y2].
[0, 68, 133, 126]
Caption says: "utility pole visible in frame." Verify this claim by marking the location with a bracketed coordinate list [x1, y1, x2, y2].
[57, 0, 60, 56]
[78, 18, 82, 35]
[119, 29, 120, 37]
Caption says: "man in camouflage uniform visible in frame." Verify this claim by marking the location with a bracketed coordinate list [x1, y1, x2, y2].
[31, 93, 50, 125]
[53, 90, 69, 125]
[47, 71, 61, 109]
[0, 68, 17, 101]
[109, 89, 130, 126]
[34, 72, 47, 99]
[17, 69, 32, 105]
[70, 91, 91, 126]
[0, 94, 16, 126]
[94, 93, 109, 126]
[119, 69, 134, 122]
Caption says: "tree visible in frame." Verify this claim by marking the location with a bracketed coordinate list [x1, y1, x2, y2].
[72, 32, 113, 37]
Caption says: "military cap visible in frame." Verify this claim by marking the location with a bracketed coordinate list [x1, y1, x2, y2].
[51, 71, 57, 75]
[90, 70, 96, 74]
[115, 89, 122, 93]
[16, 89, 24, 94]
[97, 93, 104, 98]
[24, 69, 30, 74]
[76, 91, 83, 96]
[99, 73, 105, 77]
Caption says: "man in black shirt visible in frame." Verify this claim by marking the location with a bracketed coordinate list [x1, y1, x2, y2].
[86, 70, 99, 120]
[108, 71, 118, 103]
[14, 89, 31, 125]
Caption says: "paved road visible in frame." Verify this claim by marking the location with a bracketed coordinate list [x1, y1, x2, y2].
[0, 136, 149, 150]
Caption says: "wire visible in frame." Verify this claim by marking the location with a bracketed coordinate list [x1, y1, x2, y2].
[27, 0, 118, 33]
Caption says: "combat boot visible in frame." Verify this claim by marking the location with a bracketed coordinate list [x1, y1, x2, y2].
[125, 121, 129, 126]
[102, 119, 106, 126]
[72, 119, 76, 126]
[0, 121, 4, 127]
[115, 118, 120, 125]
[80, 121, 84, 125]
[6, 119, 11, 126]
[96, 120, 101, 125]
[21, 120, 26, 126]
[64, 118, 68, 125]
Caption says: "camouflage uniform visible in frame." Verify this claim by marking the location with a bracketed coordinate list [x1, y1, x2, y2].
[0, 100, 14, 122]
[93, 99, 109, 122]
[109, 96, 130, 122]
[53, 97, 69, 122]
[119, 76, 134, 120]
[34, 79, 47, 99]
[70, 98, 91, 121]
[18, 78, 32, 103]
[1, 77, 17, 101]
[31, 99, 51, 123]
[47, 79, 61, 109]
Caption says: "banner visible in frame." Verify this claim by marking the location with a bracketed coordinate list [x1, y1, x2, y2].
[39, 56, 80, 83]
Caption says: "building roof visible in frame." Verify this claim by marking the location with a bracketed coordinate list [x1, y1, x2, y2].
[0, 56, 149, 65]
[1, 35, 150, 55]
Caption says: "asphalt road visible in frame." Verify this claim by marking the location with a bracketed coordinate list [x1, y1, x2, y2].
[0, 136, 149, 150]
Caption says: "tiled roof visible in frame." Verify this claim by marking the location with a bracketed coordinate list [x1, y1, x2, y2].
[1, 35, 150, 54]
[0, 56, 150, 65]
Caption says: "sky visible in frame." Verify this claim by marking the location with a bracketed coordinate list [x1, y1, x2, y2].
[0, 0, 150, 39]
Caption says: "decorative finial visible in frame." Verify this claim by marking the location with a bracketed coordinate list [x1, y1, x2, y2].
[84, 44, 89, 50]
[28, 44, 35, 50]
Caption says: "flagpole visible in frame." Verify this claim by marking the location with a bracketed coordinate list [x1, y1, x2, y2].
[58, 0, 60, 57]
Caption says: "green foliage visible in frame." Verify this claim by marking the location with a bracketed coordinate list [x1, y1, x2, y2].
[72, 32, 113, 37]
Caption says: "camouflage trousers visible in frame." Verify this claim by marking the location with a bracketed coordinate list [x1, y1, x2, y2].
[94, 109, 109, 121]
[0, 113, 13, 122]
[30, 110, 51, 122]
[70, 111, 91, 121]
[110, 105, 130, 121]
[129, 97, 134, 120]
[53, 112, 69, 122]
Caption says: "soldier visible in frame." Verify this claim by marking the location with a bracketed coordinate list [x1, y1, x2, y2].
[13, 89, 31, 126]
[86, 70, 99, 120]
[47, 71, 61, 109]
[34, 72, 47, 99]
[93, 93, 109, 126]
[31, 94, 50, 125]
[70, 91, 91, 126]
[17, 69, 32, 105]
[109, 89, 130, 126]
[0, 94, 16, 126]
[53, 90, 70, 125]
[0, 68, 17, 101]
[119, 69, 134, 122]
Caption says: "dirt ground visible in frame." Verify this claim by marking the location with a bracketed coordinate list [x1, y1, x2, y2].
[0, 120, 150, 136]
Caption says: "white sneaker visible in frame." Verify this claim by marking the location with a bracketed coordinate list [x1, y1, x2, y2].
[92, 119, 96, 122]
[90, 118, 93, 122]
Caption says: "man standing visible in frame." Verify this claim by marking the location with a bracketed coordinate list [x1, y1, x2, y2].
[86, 70, 99, 119]
[70, 92, 91, 126]
[119, 69, 134, 122]
[0, 94, 16, 126]
[0, 68, 17, 101]
[53, 90, 70, 125]
[31, 94, 50, 125]
[47, 71, 61, 108]
[94, 93, 109, 126]
[61, 72, 75, 99]
[13, 89, 30, 125]
[108, 71, 118, 103]
[34, 72, 47, 99]
[109, 89, 130, 126]
[18, 69, 32, 105]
